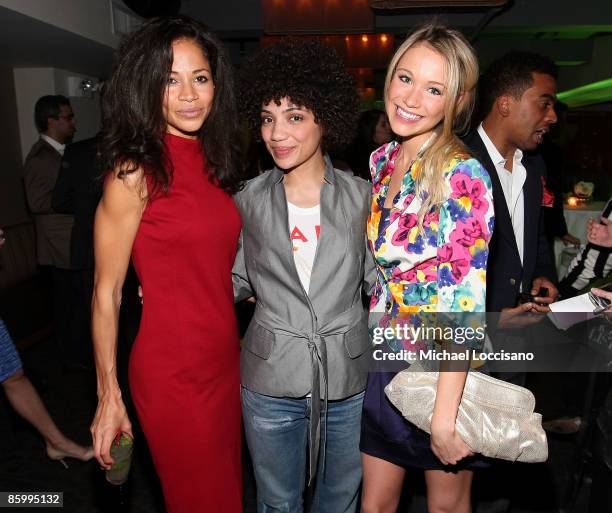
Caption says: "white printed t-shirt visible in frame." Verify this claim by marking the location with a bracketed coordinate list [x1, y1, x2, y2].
[288, 201, 320, 294]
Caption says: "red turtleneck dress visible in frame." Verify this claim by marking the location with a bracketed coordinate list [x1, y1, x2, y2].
[129, 133, 242, 512]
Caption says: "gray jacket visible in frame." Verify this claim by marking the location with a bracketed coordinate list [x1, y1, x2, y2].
[232, 160, 376, 480]
[233, 160, 375, 398]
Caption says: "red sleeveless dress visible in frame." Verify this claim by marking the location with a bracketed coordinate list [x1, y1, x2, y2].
[129, 133, 242, 512]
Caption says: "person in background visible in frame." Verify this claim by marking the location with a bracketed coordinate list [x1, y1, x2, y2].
[346, 109, 394, 180]
[0, 228, 93, 467]
[588, 213, 612, 248]
[465, 51, 576, 510]
[464, 51, 559, 318]
[234, 38, 376, 513]
[52, 135, 102, 368]
[23, 95, 79, 371]
[559, 198, 612, 297]
[360, 24, 494, 513]
[90, 16, 243, 513]
[579, 219, 612, 513]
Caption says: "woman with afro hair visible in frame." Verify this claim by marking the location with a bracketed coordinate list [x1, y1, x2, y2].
[233, 38, 376, 512]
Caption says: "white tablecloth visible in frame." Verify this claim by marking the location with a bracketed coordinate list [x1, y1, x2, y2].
[554, 201, 606, 278]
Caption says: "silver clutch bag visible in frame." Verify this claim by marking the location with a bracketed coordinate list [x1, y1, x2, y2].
[384, 361, 548, 463]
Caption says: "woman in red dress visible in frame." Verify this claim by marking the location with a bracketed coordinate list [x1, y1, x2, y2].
[90, 17, 243, 513]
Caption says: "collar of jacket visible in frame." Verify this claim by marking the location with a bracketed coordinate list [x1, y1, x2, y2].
[270, 153, 337, 186]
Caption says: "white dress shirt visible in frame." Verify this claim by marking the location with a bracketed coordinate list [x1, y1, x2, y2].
[41, 134, 66, 156]
[478, 123, 527, 265]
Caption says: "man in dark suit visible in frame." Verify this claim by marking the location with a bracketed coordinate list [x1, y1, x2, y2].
[52, 136, 101, 279]
[23, 95, 76, 270]
[464, 52, 559, 321]
[52, 136, 102, 367]
[23, 95, 82, 370]
[465, 53, 565, 513]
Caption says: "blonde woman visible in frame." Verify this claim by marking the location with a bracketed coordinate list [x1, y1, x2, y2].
[360, 25, 495, 513]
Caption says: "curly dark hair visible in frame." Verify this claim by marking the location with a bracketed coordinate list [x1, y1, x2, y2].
[99, 15, 241, 194]
[238, 38, 359, 150]
[481, 51, 558, 117]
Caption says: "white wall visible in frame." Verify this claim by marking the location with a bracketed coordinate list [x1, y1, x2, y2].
[54, 69, 102, 142]
[13, 68, 55, 163]
[0, 0, 119, 48]
[14, 68, 101, 162]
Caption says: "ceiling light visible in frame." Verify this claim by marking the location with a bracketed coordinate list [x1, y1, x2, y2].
[557, 78, 612, 108]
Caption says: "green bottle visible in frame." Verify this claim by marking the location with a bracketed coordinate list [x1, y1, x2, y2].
[105, 433, 134, 485]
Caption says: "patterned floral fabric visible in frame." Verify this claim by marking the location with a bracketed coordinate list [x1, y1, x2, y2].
[368, 140, 495, 328]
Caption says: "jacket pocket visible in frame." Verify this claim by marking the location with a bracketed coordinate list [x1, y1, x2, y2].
[243, 321, 275, 360]
[344, 322, 370, 359]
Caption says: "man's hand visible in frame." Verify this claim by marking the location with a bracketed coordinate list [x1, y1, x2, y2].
[591, 287, 612, 313]
[562, 233, 581, 246]
[498, 303, 546, 329]
[531, 276, 559, 305]
[0, 229, 5, 248]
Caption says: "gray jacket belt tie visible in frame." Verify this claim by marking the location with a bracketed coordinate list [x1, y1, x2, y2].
[252, 302, 365, 484]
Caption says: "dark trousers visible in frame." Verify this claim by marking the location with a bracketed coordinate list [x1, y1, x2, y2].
[45, 266, 91, 368]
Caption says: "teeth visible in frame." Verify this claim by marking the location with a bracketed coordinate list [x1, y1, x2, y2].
[397, 107, 422, 121]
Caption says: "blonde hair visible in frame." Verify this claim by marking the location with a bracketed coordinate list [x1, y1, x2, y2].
[384, 24, 479, 230]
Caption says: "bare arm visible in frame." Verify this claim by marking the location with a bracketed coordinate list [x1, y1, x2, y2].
[429, 158, 494, 464]
[90, 168, 146, 469]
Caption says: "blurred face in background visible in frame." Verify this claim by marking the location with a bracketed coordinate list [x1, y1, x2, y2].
[48, 104, 76, 144]
[163, 38, 215, 139]
[260, 97, 323, 172]
[373, 113, 393, 145]
[385, 44, 447, 148]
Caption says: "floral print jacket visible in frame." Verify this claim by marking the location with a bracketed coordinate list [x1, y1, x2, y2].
[368, 141, 495, 330]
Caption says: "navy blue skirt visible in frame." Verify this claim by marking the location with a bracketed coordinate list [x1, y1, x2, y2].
[0, 318, 22, 383]
[360, 370, 491, 470]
